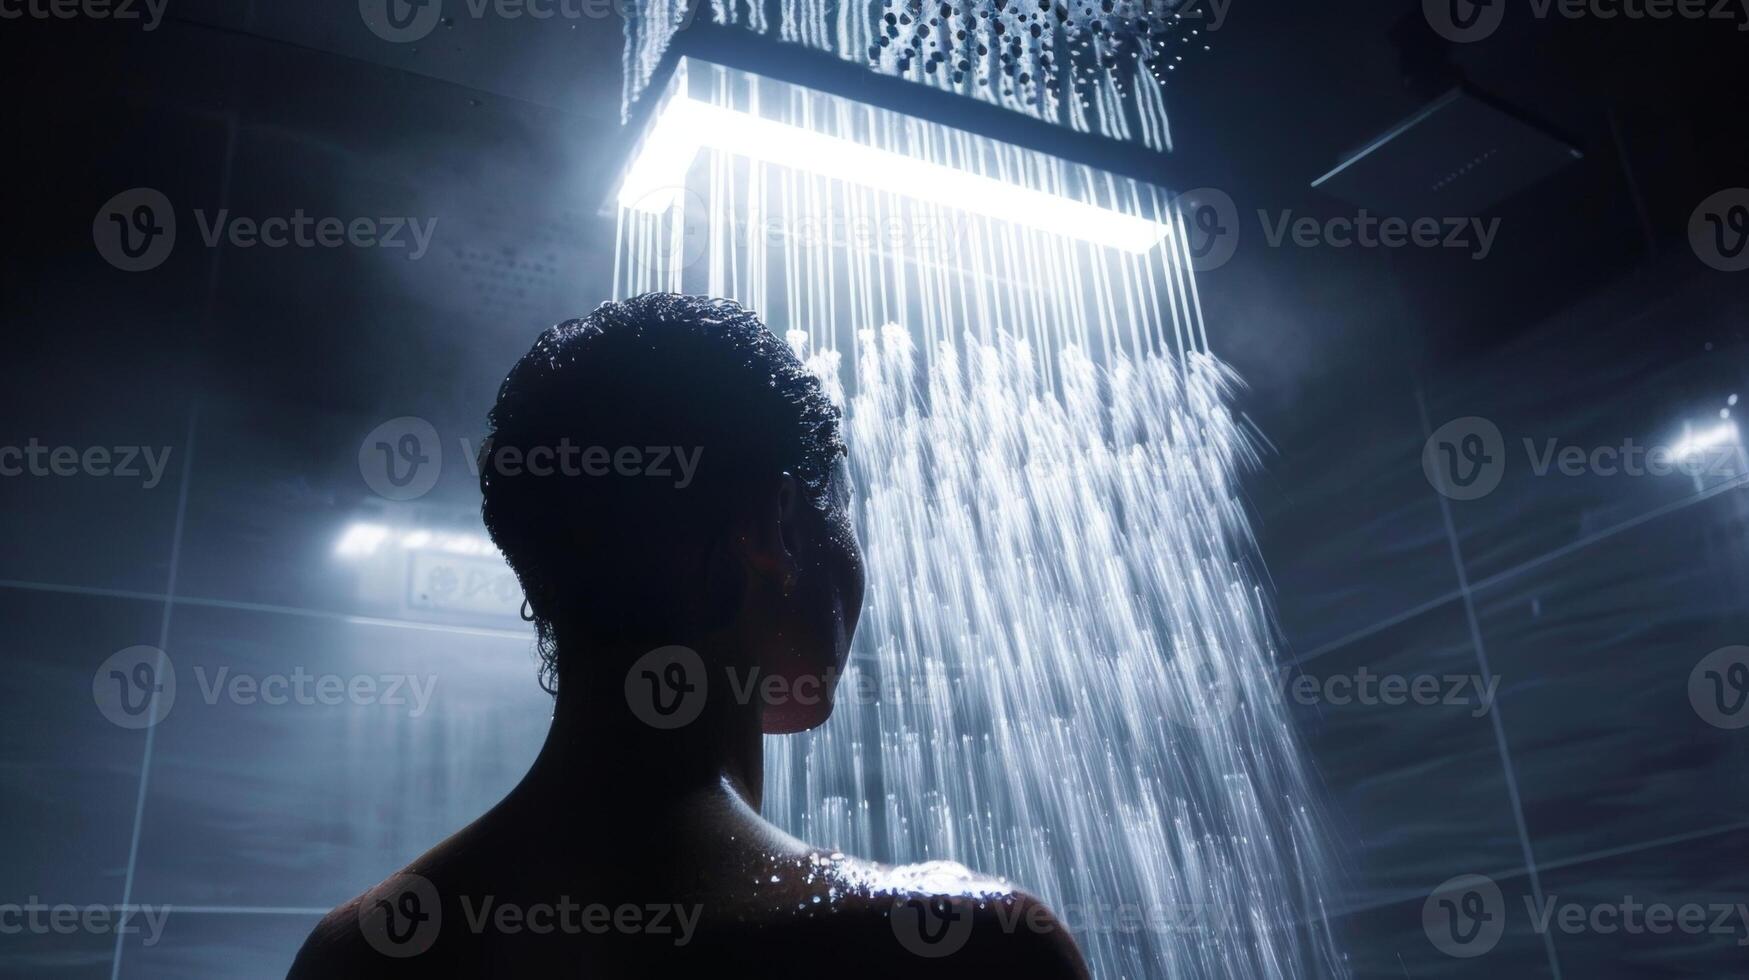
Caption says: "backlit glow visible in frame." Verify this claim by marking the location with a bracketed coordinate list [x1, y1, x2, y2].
[617, 94, 1173, 254]
[1673, 420, 1739, 460]
[333, 521, 499, 561]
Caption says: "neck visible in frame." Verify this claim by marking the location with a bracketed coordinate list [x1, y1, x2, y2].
[517, 647, 767, 818]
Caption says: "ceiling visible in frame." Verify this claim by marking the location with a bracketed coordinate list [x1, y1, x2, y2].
[17, 0, 1743, 416]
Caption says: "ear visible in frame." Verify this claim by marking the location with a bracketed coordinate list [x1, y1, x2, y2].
[774, 472, 806, 564]
[740, 473, 805, 588]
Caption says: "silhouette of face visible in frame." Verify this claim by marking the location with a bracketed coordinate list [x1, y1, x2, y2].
[761, 460, 864, 734]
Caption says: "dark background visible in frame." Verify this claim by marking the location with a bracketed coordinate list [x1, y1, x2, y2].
[2, 0, 1746, 975]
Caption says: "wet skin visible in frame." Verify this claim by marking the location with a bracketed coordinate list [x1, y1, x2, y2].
[289, 470, 1090, 979]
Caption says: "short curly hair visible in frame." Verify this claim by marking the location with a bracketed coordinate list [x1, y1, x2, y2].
[481, 293, 845, 693]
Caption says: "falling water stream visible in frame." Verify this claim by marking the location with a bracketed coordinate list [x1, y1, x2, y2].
[615, 60, 1345, 980]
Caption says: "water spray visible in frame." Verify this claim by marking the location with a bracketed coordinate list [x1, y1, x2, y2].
[608, 11, 1346, 978]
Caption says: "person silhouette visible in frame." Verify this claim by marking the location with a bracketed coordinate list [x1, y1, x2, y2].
[289, 294, 1089, 978]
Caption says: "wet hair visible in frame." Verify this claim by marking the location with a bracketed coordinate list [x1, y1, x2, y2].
[481, 293, 845, 693]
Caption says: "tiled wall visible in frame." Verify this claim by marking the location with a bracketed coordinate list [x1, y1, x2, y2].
[1253, 252, 1749, 977]
[2, 20, 604, 979]
[6, 12, 1746, 980]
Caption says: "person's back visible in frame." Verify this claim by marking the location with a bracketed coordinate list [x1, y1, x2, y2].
[289, 295, 1089, 979]
[290, 779, 1085, 978]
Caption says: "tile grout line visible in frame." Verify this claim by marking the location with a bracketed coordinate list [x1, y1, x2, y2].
[23, 455, 1730, 672]
[13, 386, 1734, 666]
[1291, 589, 1467, 666]
[1467, 468, 1749, 595]
[1289, 468, 1747, 670]
[1416, 387, 1563, 980]
[1312, 817, 1749, 923]
[110, 65, 244, 978]
[0, 578, 534, 641]
[109, 407, 198, 980]
[118, 815, 1749, 923]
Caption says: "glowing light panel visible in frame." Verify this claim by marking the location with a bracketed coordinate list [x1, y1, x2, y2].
[617, 94, 1173, 254]
[1673, 420, 1740, 460]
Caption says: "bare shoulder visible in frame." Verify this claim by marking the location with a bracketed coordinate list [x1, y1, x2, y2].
[286, 869, 476, 980]
[286, 849, 1087, 980]
[878, 860, 1088, 979]
[287, 895, 375, 980]
[286, 811, 512, 978]
[738, 855, 1090, 979]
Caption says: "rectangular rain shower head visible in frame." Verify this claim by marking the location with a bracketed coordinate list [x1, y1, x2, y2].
[607, 32, 1215, 370]
[616, 52, 1173, 253]
[612, 21, 1188, 200]
[623, 1, 1203, 157]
